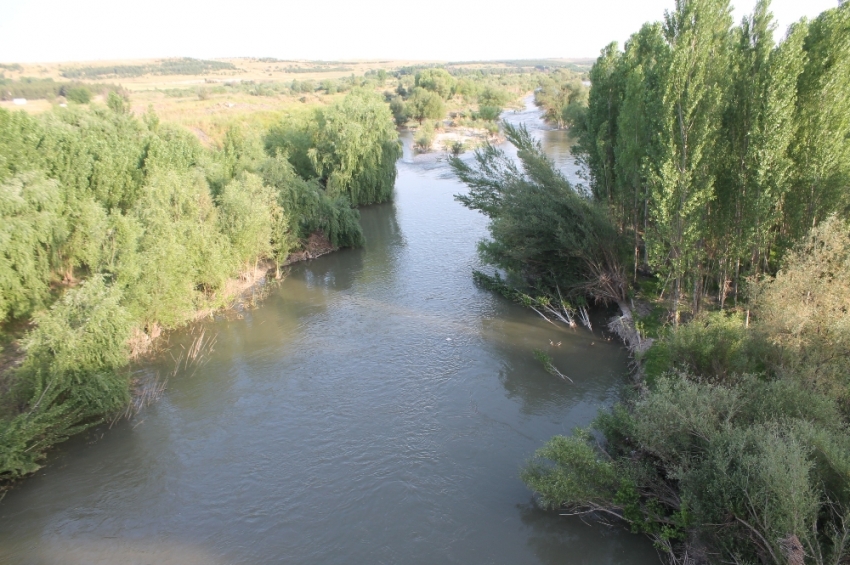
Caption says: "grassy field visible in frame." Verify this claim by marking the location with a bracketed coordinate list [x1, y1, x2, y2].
[1, 57, 592, 145]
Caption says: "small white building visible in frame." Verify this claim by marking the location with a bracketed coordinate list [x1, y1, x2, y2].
[12, 98, 26, 105]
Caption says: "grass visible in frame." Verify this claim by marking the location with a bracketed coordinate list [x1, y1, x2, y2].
[1, 57, 543, 145]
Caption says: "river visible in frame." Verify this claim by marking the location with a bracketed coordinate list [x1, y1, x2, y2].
[0, 98, 658, 565]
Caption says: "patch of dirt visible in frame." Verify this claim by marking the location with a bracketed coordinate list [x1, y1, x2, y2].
[283, 231, 337, 265]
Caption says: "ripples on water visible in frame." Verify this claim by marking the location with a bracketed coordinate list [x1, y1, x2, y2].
[0, 98, 658, 565]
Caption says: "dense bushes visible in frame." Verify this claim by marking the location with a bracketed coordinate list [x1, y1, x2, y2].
[0, 277, 131, 479]
[0, 87, 400, 480]
[523, 217, 850, 563]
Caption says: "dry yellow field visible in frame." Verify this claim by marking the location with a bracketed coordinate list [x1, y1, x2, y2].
[1, 57, 590, 144]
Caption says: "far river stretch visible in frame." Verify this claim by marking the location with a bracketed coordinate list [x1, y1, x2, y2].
[0, 98, 658, 565]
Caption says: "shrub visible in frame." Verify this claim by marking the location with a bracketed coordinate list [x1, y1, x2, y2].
[0, 277, 132, 479]
[524, 375, 850, 563]
[752, 215, 850, 403]
[640, 311, 769, 383]
[414, 122, 435, 151]
[475, 105, 502, 122]
[65, 86, 91, 104]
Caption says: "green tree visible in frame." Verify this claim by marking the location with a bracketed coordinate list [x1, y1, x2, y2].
[451, 124, 628, 307]
[389, 95, 407, 127]
[310, 89, 401, 206]
[714, 1, 806, 305]
[1, 276, 132, 479]
[415, 68, 456, 99]
[646, 0, 732, 322]
[217, 173, 290, 270]
[0, 172, 66, 322]
[786, 2, 850, 241]
[260, 155, 364, 249]
[576, 42, 623, 208]
[406, 87, 445, 125]
[612, 23, 667, 276]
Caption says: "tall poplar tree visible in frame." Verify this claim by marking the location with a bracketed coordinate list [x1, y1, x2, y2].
[613, 23, 668, 277]
[714, 0, 806, 306]
[576, 43, 623, 208]
[787, 2, 850, 242]
[647, 0, 732, 321]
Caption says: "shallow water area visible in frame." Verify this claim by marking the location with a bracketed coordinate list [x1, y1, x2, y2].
[0, 97, 657, 565]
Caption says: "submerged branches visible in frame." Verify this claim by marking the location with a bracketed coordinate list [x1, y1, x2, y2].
[533, 350, 573, 383]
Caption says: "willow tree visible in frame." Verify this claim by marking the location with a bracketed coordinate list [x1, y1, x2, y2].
[452, 124, 628, 309]
[647, 0, 732, 321]
[217, 172, 293, 271]
[310, 89, 401, 206]
[0, 173, 66, 322]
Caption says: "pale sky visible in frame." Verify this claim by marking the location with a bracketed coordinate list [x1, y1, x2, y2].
[0, 0, 841, 63]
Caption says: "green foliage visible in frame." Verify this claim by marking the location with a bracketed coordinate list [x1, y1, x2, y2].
[448, 140, 465, 157]
[65, 86, 91, 104]
[0, 276, 131, 479]
[535, 72, 588, 128]
[217, 173, 290, 268]
[264, 111, 319, 180]
[523, 3, 850, 558]
[0, 83, 405, 482]
[0, 172, 66, 322]
[415, 68, 456, 99]
[406, 87, 445, 125]
[525, 373, 850, 563]
[525, 219, 850, 562]
[309, 89, 401, 206]
[452, 124, 627, 305]
[477, 86, 511, 107]
[265, 90, 401, 207]
[474, 105, 501, 122]
[120, 168, 231, 328]
[575, 0, 850, 317]
[641, 311, 768, 383]
[260, 155, 364, 248]
[786, 3, 850, 241]
[107, 91, 128, 114]
[414, 122, 435, 151]
[389, 95, 407, 127]
[521, 433, 621, 510]
[752, 215, 850, 403]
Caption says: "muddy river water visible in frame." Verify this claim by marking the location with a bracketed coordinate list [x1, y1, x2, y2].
[0, 98, 658, 565]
